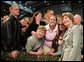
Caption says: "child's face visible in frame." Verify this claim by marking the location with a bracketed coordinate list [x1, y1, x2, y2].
[36, 29, 45, 39]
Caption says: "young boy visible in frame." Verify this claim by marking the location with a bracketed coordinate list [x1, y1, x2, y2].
[25, 26, 46, 55]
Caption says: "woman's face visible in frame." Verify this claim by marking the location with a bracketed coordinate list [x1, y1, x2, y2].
[63, 16, 72, 27]
[49, 16, 56, 26]
[59, 22, 66, 31]
[57, 17, 62, 24]
[35, 13, 42, 22]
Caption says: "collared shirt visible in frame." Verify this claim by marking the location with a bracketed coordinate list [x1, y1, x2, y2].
[44, 24, 58, 48]
[25, 36, 45, 52]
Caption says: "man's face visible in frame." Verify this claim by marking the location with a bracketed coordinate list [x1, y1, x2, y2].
[11, 6, 19, 16]
[74, 15, 81, 25]
[36, 29, 45, 39]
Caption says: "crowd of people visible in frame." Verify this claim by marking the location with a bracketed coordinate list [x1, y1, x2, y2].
[1, 5, 83, 61]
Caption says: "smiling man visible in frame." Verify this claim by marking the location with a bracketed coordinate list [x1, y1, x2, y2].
[1, 5, 22, 59]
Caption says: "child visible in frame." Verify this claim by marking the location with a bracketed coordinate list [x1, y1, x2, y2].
[25, 26, 46, 55]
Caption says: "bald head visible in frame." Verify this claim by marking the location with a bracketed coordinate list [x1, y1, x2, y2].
[74, 14, 81, 25]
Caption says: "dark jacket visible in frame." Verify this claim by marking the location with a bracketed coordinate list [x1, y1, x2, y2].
[26, 21, 39, 38]
[26, 21, 46, 38]
[1, 15, 22, 52]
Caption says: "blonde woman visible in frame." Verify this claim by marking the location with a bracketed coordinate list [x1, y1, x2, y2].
[61, 12, 81, 61]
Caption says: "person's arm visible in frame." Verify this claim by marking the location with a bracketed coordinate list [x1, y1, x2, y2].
[81, 55, 83, 60]
[80, 25, 83, 50]
[37, 47, 43, 55]
[54, 51, 61, 55]
[28, 47, 43, 55]
[48, 51, 61, 56]
[31, 31, 38, 37]
[21, 27, 26, 32]
[50, 48, 55, 52]
[45, 48, 55, 55]
[10, 50, 19, 59]
[25, 37, 35, 53]
[28, 51, 37, 55]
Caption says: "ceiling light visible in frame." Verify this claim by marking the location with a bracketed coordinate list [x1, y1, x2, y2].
[19, 1, 21, 3]
[44, 1, 46, 3]
[33, 8, 35, 10]
[47, 3, 49, 5]
[4, 10, 6, 12]
[24, 6, 26, 8]
[62, 1, 64, 3]
[13, 1, 16, 4]
[19, 4, 22, 7]
[29, 6, 31, 8]
[25, 3, 27, 6]
[79, 1, 81, 3]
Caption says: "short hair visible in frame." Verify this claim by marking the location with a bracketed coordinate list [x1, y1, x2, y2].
[74, 14, 81, 22]
[75, 14, 81, 16]
[9, 5, 18, 11]
[62, 12, 74, 22]
[75, 14, 81, 18]
[36, 26, 46, 33]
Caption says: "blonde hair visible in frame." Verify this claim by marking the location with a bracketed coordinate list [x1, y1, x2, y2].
[62, 12, 74, 22]
[36, 26, 46, 33]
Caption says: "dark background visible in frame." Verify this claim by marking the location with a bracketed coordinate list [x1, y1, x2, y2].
[1, 1, 83, 24]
